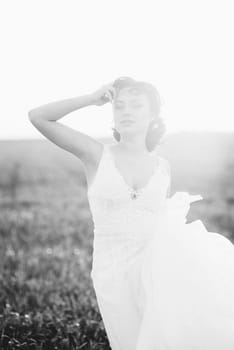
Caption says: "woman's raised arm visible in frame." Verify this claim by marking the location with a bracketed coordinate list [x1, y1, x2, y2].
[28, 83, 115, 173]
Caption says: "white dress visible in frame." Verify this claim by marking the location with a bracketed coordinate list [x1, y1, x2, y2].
[87, 143, 234, 350]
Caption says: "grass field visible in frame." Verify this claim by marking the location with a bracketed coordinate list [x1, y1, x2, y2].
[0, 132, 234, 349]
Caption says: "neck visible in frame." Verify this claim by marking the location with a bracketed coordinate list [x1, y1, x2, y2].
[117, 136, 149, 155]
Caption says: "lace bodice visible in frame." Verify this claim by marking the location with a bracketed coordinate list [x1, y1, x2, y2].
[87, 144, 171, 242]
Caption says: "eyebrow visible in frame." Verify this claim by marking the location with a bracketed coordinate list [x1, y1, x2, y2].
[115, 99, 142, 103]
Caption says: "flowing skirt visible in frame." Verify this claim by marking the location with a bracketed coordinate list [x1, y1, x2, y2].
[91, 192, 234, 349]
[139, 192, 234, 349]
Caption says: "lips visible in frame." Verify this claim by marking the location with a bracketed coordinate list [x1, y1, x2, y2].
[121, 120, 134, 124]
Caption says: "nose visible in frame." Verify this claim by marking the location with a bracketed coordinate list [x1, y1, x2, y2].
[122, 112, 132, 118]
[122, 106, 133, 116]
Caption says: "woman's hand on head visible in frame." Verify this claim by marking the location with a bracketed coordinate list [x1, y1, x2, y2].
[89, 82, 116, 106]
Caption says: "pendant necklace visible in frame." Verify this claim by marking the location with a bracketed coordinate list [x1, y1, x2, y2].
[128, 187, 144, 200]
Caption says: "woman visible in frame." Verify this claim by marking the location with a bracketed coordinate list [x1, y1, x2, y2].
[29, 77, 234, 349]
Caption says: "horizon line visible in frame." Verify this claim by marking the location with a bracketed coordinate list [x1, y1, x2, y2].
[0, 129, 234, 142]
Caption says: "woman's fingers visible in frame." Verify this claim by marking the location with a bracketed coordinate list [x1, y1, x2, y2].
[105, 91, 112, 100]
[105, 83, 116, 101]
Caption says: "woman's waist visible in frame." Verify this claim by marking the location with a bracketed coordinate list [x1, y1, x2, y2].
[92, 227, 153, 265]
[92, 236, 147, 271]
[93, 229, 153, 241]
[92, 214, 157, 237]
[93, 227, 155, 245]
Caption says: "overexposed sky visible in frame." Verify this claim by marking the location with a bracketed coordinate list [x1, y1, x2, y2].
[1, 0, 234, 140]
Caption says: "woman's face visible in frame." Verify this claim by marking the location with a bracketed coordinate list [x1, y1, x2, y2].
[112, 87, 152, 136]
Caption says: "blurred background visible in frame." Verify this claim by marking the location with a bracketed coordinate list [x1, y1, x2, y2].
[0, 0, 234, 349]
